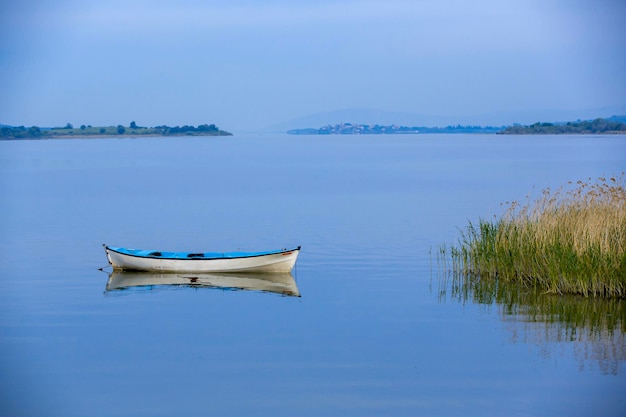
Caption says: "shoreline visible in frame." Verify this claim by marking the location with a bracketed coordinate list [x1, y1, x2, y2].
[0, 133, 233, 141]
[49, 133, 231, 139]
[1, 123, 232, 140]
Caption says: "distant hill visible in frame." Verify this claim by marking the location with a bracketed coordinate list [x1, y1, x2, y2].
[607, 115, 626, 123]
[267, 108, 459, 133]
[288, 123, 502, 135]
[287, 116, 626, 136]
[266, 105, 626, 133]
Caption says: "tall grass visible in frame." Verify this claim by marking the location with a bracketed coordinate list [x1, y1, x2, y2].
[444, 175, 626, 298]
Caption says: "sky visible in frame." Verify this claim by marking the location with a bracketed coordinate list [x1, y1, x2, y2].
[1, 0, 625, 132]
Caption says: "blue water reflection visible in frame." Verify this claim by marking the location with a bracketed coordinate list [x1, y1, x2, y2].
[104, 271, 301, 297]
[1, 134, 625, 416]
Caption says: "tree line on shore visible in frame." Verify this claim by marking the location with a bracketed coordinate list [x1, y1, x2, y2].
[287, 116, 626, 135]
[3, 116, 626, 139]
[287, 123, 503, 135]
[0, 121, 232, 139]
[498, 117, 626, 134]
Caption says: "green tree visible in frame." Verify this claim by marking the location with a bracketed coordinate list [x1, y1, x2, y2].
[130, 121, 137, 129]
[117, 125, 126, 134]
[28, 126, 41, 137]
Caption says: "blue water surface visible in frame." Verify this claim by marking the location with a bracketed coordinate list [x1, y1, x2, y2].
[1, 134, 625, 416]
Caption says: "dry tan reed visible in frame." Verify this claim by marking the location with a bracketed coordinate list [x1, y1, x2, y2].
[445, 174, 626, 298]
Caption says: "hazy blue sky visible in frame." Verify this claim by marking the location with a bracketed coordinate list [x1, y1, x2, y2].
[1, 0, 625, 131]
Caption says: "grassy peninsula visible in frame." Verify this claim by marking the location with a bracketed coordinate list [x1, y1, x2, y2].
[440, 175, 626, 298]
[0, 122, 232, 139]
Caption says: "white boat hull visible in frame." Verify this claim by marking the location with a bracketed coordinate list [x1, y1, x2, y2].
[104, 245, 300, 273]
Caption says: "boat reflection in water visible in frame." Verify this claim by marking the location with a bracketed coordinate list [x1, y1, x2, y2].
[105, 270, 300, 297]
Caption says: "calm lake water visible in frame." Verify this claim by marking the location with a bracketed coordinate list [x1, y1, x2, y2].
[1, 134, 625, 416]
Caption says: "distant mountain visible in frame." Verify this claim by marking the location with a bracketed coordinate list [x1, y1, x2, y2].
[288, 123, 503, 135]
[265, 105, 626, 133]
[470, 106, 626, 127]
[264, 108, 458, 132]
[607, 115, 626, 123]
[286, 115, 626, 136]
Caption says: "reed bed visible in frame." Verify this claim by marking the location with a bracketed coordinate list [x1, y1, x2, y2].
[445, 175, 626, 298]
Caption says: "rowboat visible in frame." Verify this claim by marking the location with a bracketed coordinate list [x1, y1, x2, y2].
[105, 271, 300, 297]
[103, 244, 301, 273]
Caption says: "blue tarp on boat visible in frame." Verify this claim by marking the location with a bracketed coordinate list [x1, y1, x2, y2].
[106, 246, 300, 260]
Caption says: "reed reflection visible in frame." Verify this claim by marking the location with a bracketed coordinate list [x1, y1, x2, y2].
[438, 272, 625, 375]
[105, 270, 300, 297]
